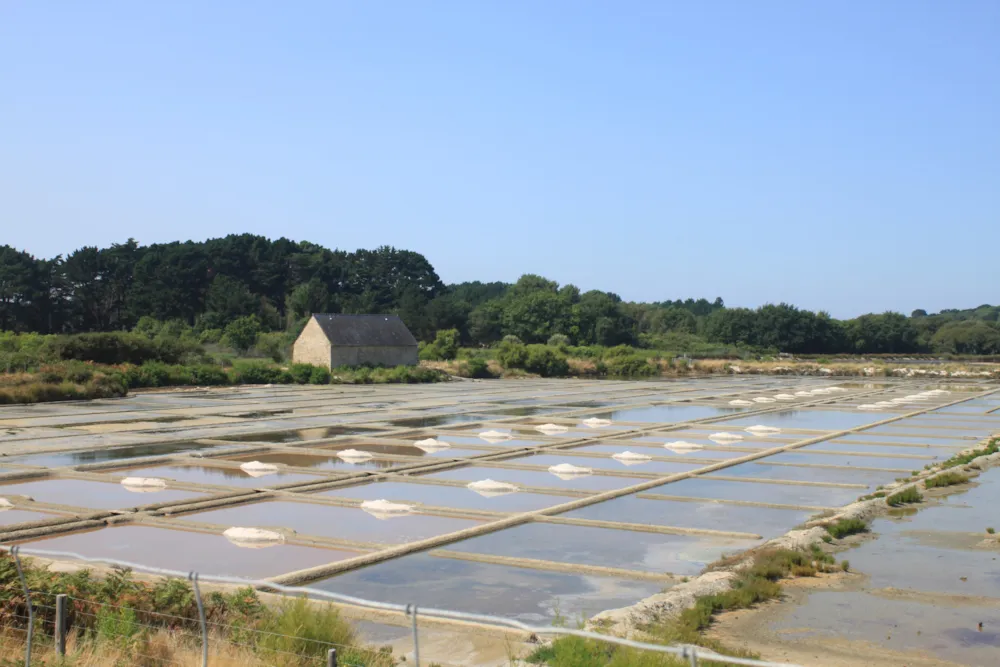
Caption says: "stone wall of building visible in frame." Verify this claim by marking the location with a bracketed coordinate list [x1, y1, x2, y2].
[291, 318, 332, 367]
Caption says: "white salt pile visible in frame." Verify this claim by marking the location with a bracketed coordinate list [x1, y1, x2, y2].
[239, 461, 280, 478]
[361, 499, 413, 520]
[0, 498, 13, 509]
[753, 397, 777, 403]
[467, 479, 520, 497]
[548, 463, 593, 479]
[535, 423, 570, 434]
[120, 477, 168, 493]
[744, 425, 781, 435]
[223, 527, 284, 548]
[774, 394, 797, 401]
[729, 399, 753, 407]
[336, 449, 375, 462]
[611, 451, 652, 466]
[664, 441, 704, 453]
[479, 430, 512, 442]
[794, 391, 813, 397]
[708, 432, 744, 443]
[414, 438, 450, 452]
[581, 418, 613, 428]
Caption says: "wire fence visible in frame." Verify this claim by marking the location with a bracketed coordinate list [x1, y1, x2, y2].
[0, 544, 802, 667]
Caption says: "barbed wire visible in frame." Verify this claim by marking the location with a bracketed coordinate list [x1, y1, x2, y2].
[1, 543, 801, 667]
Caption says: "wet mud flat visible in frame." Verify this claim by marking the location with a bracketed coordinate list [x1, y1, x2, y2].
[0, 376, 997, 640]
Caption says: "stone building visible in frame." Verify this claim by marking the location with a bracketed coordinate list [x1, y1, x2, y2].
[292, 314, 419, 369]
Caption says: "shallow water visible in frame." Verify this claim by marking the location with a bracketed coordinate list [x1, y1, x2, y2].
[601, 405, 740, 423]
[0, 508, 65, 527]
[222, 451, 401, 471]
[562, 495, 811, 540]
[5, 442, 240, 469]
[182, 500, 484, 544]
[717, 410, 882, 431]
[448, 522, 754, 575]
[420, 466, 641, 492]
[653, 477, 862, 508]
[315, 481, 570, 513]
[313, 552, 663, 624]
[0, 479, 205, 510]
[110, 464, 328, 488]
[220, 426, 374, 443]
[718, 462, 898, 487]
[388, 414, 492, 428]
[499, 453, 703, 476]
[15, 525, 354, 578]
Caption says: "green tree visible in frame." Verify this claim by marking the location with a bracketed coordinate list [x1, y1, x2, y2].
[223, 315, 262, 353]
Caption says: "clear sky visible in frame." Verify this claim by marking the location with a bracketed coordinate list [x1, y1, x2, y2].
[2, 1, 997, 318]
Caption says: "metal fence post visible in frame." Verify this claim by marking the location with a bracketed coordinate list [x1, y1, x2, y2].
[406, 603, 420, 667]
[12, 547, 33, 667]
[189, 572, 208, 667]
[327, 648, 337, 667]
[55, 593, 68, 656]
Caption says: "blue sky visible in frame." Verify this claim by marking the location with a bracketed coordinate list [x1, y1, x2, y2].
[2, 1, 997, 318]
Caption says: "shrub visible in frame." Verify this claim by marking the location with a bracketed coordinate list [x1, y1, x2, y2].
[841, 560, 850, 572]
[223, 315, 262, 353]
[924, 471, 969, 489]
[421, 329, 460, 361]
[254, 331, 289, 362]
[189, 364, 229, 386]
[230, 360, 283, 384]
[987, 527, 995, 535]
[496, 340, 529, 369]
[605, 354, 657, 377]
[524, 345, 570, 377]
[288, 363, 315, 384]
[887, 487, 923, 506]
[198, 328, 223, 344]
[824, 517, 869, 539]
[547, 333, 570, 348]
[308, 365, 331, 384]
[463, 358, 495, 379]
[45, 332, 180, 365]
[602, 344, 635, 359]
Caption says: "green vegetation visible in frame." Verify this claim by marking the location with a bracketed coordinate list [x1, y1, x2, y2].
[924, 471, 970, 489]
[940, 438, 1000, 469]
[0, 552, 386, 666]
[887, 487, 923, 507]
[987, 527, 995, 535]
[824, 517, 870, 539]
[529, 548, 836, 666]
[3, 235, 999, 357]
[841, 560, 850, 572]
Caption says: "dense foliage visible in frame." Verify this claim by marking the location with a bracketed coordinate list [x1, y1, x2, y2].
[2, 235, 997, 355]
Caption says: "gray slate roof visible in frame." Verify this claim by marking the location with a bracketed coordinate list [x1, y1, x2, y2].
[311, 314, 418, 347]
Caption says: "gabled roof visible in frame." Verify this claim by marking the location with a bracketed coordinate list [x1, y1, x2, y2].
[310, 314, 418, 347]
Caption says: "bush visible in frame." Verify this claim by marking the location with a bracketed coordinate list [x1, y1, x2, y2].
[424, 329, 460, 361]
[223, 315, 262, 353]
[824, 517, 869, 539]
[463, 358, 496, 379]
[254, 331, 290, 362]
[45, 332, 194, 365]
[602, 344, 635, 359]
[496, 340, 529, 369]
[605, 353, 657, 377]
[523, 345, 570, 377]
[230, 360, 283, 384]
[887, 487, 923, 506]
[924, 471, 969, 489]
[288, 363, 314, 384]
[502, 334, 523, 345]
[189, 364, 229, 385]
[547, 333, 570, 348]
[309, 365, 331, 384]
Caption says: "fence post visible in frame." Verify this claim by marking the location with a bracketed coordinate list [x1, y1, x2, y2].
[327, 648, 337, 667]
[189, 572, 208, 667]
[55, 593, 68, 656]
[406, 603, 420, 667]
[12, 547, 33, 667]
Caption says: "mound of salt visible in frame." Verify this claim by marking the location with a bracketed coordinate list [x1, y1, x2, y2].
[857, 404, 881, 410]
[708, 432, 744, 443]
[467, 479, 520, 497]
[581, 417, 613, 428]
[548, 463, 592, 479]
[120, 477, 168, 493]
[794, 391, 813, 397]
[753, 397, 776, 403]
[664, 441, 705, 453]
[223, 527, 284, 548]
[479, 430, 512, 443]
[414, 438, 450, 452]
[611, 451, 652, 466]
[729, 399, 753, 407]
[361, 499, 413, 520]
[744, 425, 781, 435]
[0, 498, 13, 509]
[239, 461, 280, 478]
[337, 449, 374, 462]
[535, 423, 570, 434]
[773, 394, 797, 401]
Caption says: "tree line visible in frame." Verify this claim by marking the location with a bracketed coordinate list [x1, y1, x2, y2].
[1, 235, 997, 355]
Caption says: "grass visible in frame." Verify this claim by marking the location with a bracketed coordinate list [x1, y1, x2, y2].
[886, 486, 923, 507]
[940, 438, 1000, 470]
[824, 517, 870, 539]
[924, 471, 970, 489]
[987, 527, 996, 535]
[528, 548, 833, 667]
[0, 554, 387, 666]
